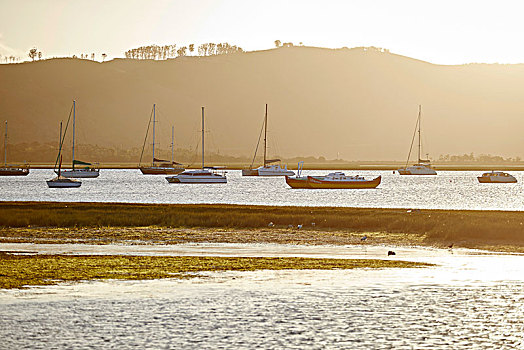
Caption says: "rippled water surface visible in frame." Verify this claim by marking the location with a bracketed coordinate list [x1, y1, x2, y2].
[1, 244, 524, 349]
[2, 169, 524, 210]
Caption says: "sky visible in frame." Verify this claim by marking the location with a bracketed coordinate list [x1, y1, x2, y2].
[1, 0, 524, 64]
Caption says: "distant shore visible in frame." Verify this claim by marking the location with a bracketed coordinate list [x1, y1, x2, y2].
[1, 202, 524, 252]
[16, 163, 524, 171]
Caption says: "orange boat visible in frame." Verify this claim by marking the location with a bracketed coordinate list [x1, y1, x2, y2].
[286, 168, 381, 189]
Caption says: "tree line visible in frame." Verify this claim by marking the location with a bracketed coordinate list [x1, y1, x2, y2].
[124, 42, 244, 60]
[438, 153, 522, 163]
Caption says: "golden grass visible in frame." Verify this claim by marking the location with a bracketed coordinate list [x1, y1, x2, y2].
[0, 253, 428, 289]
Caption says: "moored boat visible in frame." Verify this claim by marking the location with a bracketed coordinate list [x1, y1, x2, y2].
[140, 162, 184, 175]
[477, 171, 517, 183]
[166, 168, 227, 183]
[307, 173, 381, 189]
[397, 105, 437, 176]
[57, 101, 100, 178]
[166, 107, 227, 184]
[242, 104, 295, 177]
[139, 104, 185, 175]
[0, 121, 30, 176]
[286, 163, 380, 189]
[47, 122, 81, 188]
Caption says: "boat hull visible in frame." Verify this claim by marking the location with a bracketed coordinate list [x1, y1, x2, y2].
[286, 175, 381, 189]
[243, 167, 295, 177]
[242, 169, 259, 176]
[397, 166, 437, 175]
[285, 176, 311, 189]
[57, 169, 100, 178]
[46, 179, 82, 188]
[307, 175, 381, 189]
[166, 175, 227, 184]
[477, 176, 517, 183]
[140, 167, 185, 175]
[0, 167, 29, 176]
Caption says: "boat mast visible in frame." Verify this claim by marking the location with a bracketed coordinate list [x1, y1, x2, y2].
[3, 121, 7, 167]
[201, 107, 205, 169]
[263, 104, 267, 167]
[417, 105, 421, 162]
[72, 100, 76, 170]
[58, 121, 62, 176]
[152, 104, 156, 163]
[171, 125, 174, 164]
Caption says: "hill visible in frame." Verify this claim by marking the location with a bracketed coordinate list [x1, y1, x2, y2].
[1, 46, 524, 161]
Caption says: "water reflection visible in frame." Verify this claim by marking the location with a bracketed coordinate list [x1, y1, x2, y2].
[1, 244, 524, 348]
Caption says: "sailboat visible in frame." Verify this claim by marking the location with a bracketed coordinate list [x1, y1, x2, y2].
[57, 100, 100, 178]
[47, 122, 81, 188]
[166, 107, 227, 183]
[397, 105, 437, 175]
[139, 104, 185, 175]
[0, 121, 30, 176]
[242, 104, 295, 176]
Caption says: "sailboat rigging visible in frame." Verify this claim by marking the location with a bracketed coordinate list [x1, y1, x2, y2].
[166, 107, 227, 183]
[242, 104, 295, 176]
[397, 105, 437, 175]
[56, 100, 100, 178]
[0, 121, 30, 176]
[47, 121, 82, 188]
[139, 104, 185, 175]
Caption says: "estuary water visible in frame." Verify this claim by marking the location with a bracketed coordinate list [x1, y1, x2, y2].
[1, 244, 524, 349]
[1, 169, 524, 210]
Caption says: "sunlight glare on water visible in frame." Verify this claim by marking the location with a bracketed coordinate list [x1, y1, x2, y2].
[1, 244, 524, 349]
[1, 169, 524, 210]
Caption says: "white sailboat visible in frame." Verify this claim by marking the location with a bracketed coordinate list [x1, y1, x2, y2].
[242, 104, 295, 176]
[166, 107, 227, 184]
[397, 105, 437, 175]
[57, 100, 100, 178]
[139, 104, 185, 175]
[47, 122, 81, 188]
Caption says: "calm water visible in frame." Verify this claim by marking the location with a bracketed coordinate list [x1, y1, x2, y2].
[1, 169, 524, 210]
[1, 244, 524, 349]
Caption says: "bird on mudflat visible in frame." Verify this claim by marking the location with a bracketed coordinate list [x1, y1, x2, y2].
[361, 235, 367, 241]
[387, 250, 396, 256]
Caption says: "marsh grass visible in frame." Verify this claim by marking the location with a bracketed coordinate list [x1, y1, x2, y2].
[0, 253, 428, 289]
[2, 202, 524, 246]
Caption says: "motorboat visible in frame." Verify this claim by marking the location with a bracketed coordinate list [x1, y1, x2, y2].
[477, 171, 517, 183]
[285, 162, 380, 189]
[166, 107, 226, 184]
[139, 104, 185, 175]
[0, 121, 30, 176]
[397, 105, 437, 175]
[242, 104, 295, 177]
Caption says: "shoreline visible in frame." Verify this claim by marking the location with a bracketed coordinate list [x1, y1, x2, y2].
[13, 164, 524, 171]
[1, 202, 524, 252]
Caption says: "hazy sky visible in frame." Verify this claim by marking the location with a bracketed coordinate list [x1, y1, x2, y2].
[1, 0, 524, 64]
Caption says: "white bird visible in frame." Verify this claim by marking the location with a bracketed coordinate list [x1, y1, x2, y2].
[297, 224, 303, 229]
[268, 222, 274, 227]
